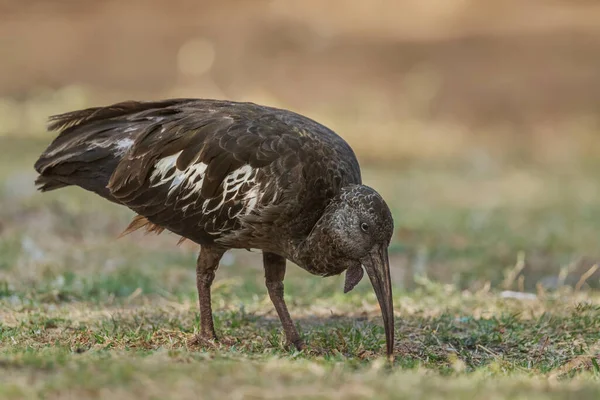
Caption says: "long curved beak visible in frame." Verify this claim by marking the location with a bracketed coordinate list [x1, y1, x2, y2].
[361, 244, 394, 359]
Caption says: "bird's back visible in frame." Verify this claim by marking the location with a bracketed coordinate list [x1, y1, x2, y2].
[34, 99, 362, 251]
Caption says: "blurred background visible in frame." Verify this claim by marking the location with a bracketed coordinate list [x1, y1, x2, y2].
[1, 0, 600, 299]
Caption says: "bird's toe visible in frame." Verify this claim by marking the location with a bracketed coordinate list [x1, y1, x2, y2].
[303, 345, 329, 356]
[291, 338, 306, 351]
[187, 334, 218, 348]
[218, 336, 237, 347]
[187, 334, 239, 349]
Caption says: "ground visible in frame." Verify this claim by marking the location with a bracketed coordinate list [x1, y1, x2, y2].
[1, 137, 600, 399]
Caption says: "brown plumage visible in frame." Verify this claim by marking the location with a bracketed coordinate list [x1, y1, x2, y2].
[34, 99, 395, 357]
[119, 214, 164, 236]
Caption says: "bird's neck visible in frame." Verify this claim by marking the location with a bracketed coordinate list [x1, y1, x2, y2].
[291, 200, 352, 276]
[293, 234, 333, 276]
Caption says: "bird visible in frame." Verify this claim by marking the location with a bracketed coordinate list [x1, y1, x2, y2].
[33, 98, 395, 357]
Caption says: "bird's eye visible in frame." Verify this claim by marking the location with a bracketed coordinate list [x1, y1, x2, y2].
[360, 223, 369, 232]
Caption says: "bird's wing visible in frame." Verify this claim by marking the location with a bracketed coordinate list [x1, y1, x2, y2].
[107, 102, 306, 243]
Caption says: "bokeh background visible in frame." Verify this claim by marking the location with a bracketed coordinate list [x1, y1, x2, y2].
[1, 0, 600, 296]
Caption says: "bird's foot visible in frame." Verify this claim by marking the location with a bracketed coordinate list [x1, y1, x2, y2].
[302, 345, 329, 357]
[289, 338, 306, 352]
[187, 333, 218, 348]
[187, 333, 237, 349]
[217, 336, 237, 347]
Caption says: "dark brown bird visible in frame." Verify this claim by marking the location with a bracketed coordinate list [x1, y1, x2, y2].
[33, 99, 395, 357]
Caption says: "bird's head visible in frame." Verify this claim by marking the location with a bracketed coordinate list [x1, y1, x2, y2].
[325, 185, 394, 261]
[318, 184, 395, 357]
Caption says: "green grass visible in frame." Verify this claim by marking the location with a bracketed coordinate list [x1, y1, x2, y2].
[1, 137, 600, 399]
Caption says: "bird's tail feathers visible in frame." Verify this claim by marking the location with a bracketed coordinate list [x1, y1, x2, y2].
[33, 102, 164, 200]
[34, 99, 195, 200]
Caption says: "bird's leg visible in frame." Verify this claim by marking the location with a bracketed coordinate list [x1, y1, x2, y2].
[263, 251, 304, 350]
[192, 246, 225, 345]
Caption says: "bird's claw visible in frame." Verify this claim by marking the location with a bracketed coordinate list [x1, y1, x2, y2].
[288, 339, 329, 356]
[302, 345, 329, 356]
[187, 334, 237, 349]
[290, 339, 306, 351]
[187, 334, 218, 348]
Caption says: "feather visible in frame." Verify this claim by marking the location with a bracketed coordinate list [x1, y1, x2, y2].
[35, 98, 362, 248]
[119, 215, 165, 237]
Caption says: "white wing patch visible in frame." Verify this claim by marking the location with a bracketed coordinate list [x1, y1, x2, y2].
[202, 165, 256, 213]
[150, 151, 182, 184]
[150, 151, 210, 198]
[244, 186, 260, 214]
[113, 138, 134, 155]
[149, 153, 263, 235]
[181, 162, 208, 199]
[46, 134, 136, 158]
